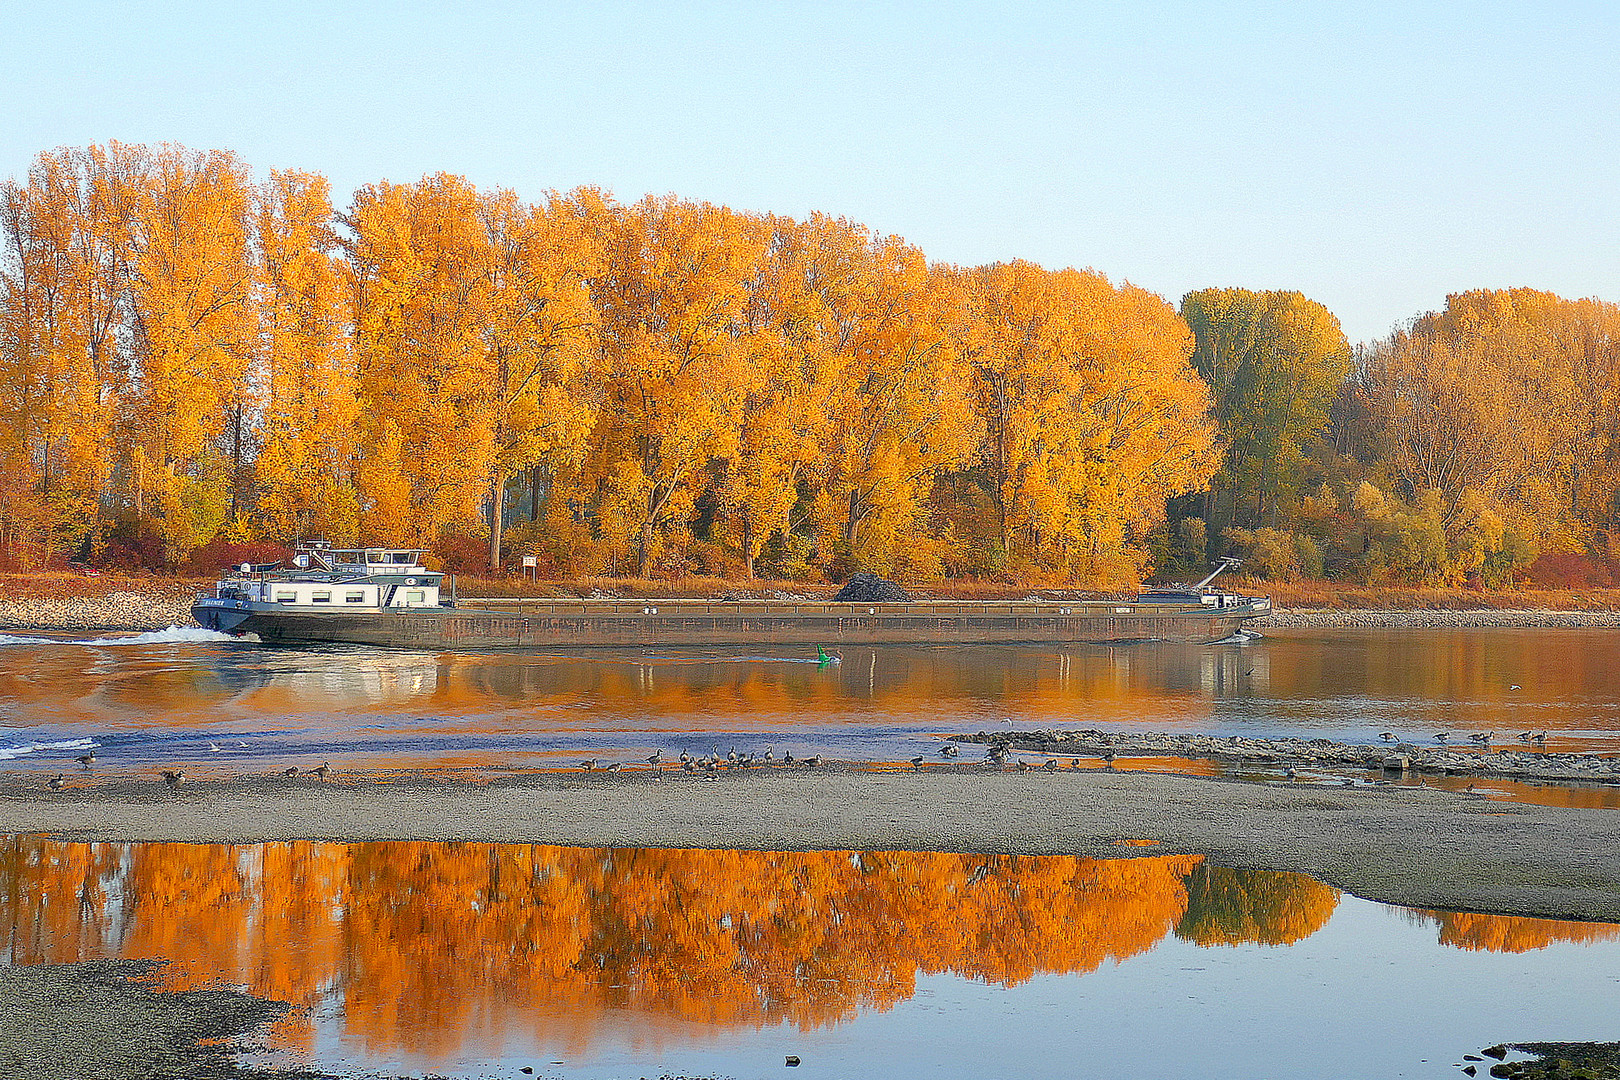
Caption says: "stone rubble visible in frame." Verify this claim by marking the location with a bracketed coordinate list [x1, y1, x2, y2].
[1260, 608, 1620, 629]
[0, 589, 196, 632]
[955, 727, 1620, 784]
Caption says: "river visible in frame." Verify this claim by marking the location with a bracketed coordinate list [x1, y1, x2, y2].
[2, 626, 1618, 777]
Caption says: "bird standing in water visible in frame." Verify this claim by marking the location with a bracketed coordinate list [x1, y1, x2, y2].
[76, 753, 95, 768]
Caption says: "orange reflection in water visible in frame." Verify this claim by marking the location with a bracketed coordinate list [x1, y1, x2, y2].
[1412, 910, 1620, 953]
[0, 838, 1607, 1060]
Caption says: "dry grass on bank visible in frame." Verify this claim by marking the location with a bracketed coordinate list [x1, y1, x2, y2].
[1256, 580, 1620, 611]
[8, 569, 1620, 612]
[0, 571, 206, 603]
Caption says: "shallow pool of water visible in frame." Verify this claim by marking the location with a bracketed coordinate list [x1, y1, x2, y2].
[2, 839, 1616, 1078]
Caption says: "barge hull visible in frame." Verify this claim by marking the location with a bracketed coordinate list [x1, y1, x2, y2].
[198, 600, 1266, 649]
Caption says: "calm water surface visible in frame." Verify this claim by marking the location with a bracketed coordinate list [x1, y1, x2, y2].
[3, 839, 1616, 1079]
[2, 626, 1619, 776]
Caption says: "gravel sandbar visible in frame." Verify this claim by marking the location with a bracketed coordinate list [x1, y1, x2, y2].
[3, 766, 1617, 923]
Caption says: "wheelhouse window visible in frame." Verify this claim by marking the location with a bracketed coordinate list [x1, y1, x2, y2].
[345, 591, 367, 604]
[312, 590, 332, 604]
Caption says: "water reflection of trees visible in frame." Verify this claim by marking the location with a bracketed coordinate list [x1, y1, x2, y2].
[1176, 865, 1338, 945]
[0, 838, 1610, 1056]
[1411, 910, 1620, 953]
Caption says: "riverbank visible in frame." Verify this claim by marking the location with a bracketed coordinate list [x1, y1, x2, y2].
[0, 575, 198, 632]
[8, 570, 1620, 631]
[4, 764, 1618, 923]
[1259, 608, 1620, 628]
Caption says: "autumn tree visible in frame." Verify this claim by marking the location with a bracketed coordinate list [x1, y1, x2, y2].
[710, 213, 865, 577]
[1181, 288, 1353, 535]
[252, 168, 358, 544]
[585, 195, 769, 575]
[478, 186, 605, 570]
[1360, 289, 1620, 576]
[960, 262, 1219, 583]
[0, 151, 121, 565]
[816, 238, 980, 577]
[113, 144, 258, 556]
[342, 174, 499, 547]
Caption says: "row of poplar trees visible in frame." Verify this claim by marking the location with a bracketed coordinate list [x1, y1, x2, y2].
[0, 143, 1217, 583]
[6, 143, 1620, 585]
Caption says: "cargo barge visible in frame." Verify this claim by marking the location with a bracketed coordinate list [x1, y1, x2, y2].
[191, 544, 1270, 649]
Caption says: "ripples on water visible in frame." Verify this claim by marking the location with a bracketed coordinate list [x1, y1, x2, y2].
[3, 626, 1620, 778]
[2, 839, 1616, 1079]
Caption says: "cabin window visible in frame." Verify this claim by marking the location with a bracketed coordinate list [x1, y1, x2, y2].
[367, 552, 386, 564]
[392, 553, 414, 564]
[312, 591, 331, 604]
[406, 590, 425, 604]
[276, 592, 297, 604]
[345, 591, 367, 604]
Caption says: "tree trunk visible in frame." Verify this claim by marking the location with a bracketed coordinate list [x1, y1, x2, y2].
[844, 489, 861, 545]
[530, 466, 543, 523]
[637, 521, 654, 577]
[742, 516, 755, 579]
[488, 471, 504, 573]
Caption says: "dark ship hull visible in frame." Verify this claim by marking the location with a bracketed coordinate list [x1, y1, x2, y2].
[192, 596, 1270, 649]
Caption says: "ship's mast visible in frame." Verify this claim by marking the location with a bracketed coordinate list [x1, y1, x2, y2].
[1192, 557, 1242, 590]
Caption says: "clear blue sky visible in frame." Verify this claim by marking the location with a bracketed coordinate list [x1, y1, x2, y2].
[5, 0, 1617, 343]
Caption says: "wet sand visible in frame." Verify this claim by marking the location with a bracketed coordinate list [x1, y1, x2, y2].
[4, 765, 1618, 923]
[0, 959, 314, 1080]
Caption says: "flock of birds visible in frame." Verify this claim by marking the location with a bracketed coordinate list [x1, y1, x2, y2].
[578, 747, 826, 777]
[1376, 729, 1549, 748]
[48, 749, 335, 792]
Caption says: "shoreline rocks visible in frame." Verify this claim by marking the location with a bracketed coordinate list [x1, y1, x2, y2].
[0, 588, 196, 633]
[954, 728, 1620, 785]
[1260, 607, 1620, 629]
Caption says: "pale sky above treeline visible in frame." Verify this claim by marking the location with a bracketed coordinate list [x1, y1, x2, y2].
[5, 0, 1616, 345]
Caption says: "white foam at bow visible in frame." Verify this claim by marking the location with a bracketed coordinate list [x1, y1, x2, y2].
[75, 625, 237, 646]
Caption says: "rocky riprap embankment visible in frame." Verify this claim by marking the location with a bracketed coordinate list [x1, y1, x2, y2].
[1259, 608, 1620, 629]
[954, 728, 1620, 784]
[0, 589, 196, 633]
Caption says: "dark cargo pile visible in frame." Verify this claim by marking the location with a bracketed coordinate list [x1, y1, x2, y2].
[832, 572, 914, 602]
